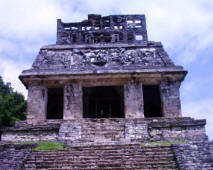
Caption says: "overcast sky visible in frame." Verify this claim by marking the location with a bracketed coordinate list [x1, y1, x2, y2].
[0, 0, 213, 139]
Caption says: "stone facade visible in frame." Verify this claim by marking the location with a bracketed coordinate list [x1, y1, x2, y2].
[20, 23, 186, 123]
[56, 14, 148, 45]
[1, 118, 207, 144]
[23, 73, 185, 124]
[1, 121, 60, 142]
[1, 14, 210, 152]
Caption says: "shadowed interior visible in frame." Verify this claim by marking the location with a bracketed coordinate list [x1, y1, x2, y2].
[143, 85, 163, 117]
[47, 88, 64, 119]
[83, 86, 124, 118]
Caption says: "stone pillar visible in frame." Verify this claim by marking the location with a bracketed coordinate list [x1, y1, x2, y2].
[160, 81, 182, 117]
[124, 81, 144, 118]
[63, 83, 83, 120]
[27, 85, 47, 125]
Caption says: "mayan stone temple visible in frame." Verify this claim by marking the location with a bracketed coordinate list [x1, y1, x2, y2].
[1, 14, 213, 169]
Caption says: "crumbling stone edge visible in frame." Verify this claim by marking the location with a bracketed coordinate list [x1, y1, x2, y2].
[171, 141, 213, 169]
[0, 143, 37, 170]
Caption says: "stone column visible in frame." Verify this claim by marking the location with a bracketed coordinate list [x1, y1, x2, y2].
[160, 81, 182, 117]
[27, 85, 47, 125]
[124, 81, 144, 118]
[63, 83, 83, 120]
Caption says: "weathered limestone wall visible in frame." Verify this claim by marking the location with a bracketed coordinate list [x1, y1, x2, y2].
[125, 119, 148, 142]
[2, 118, 207, 144]
[57, 118, 206, 146]
[63, 83, 83, 120]
[27, 85, 47, 125]
[1, 122, 60, 142]
[2, 131, 58, 142]
[149, 126, 207, 141]
[209, 141, 213, 157]
[59, 119, 149, 145]
[59, 121, 81, 142]
[172, 142, 213, 169]
[160, 81, 181, 117]
[124, 81, 144, 118]
[148, 118, 208, 141]
[0, 143, 36, 170]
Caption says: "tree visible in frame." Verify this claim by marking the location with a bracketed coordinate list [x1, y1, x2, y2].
[0, 76, 26, 126]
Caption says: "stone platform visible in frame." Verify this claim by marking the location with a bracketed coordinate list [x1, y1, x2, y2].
[1, 141, 213, 169]
[1, 117, 207, 145]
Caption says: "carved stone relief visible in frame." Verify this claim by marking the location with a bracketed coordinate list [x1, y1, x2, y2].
[32, 47, 173, 69]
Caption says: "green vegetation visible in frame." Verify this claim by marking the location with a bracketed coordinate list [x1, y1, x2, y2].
[0, 76, 26, 126]
[34, 142, 69, 151]
[20, 141, 69, 151]
[140, 140, 188, 146]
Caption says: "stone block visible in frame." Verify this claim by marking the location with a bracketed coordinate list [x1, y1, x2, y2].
[124, 82, 144, 118]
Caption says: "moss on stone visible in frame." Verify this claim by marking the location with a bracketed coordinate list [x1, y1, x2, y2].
[140, 140, 188, 146]
[34, 142, 69, 151]
[19, 141, 68, 151]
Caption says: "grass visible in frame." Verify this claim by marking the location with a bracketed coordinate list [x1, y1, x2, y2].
[34, 142, 69, 151]
[20, 141, 69, 151]
[140, 140, 188, 146]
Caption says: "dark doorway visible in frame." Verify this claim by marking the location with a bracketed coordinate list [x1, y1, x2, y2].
[47, 88, 64, 119]
[83, 86, 124, 118]
[143, 85, 163, 117]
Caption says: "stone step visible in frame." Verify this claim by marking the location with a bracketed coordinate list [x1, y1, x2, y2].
[27, 154, 174, 160]
[79, 128, 124, 131]
[81, 126, 125, 128]
[24, 144, 177, 169]
[25, 165, 176, 170]
[25, 167, 176, 170]
[33, 146, 172, 152]
[29, 155, 174, 162]
[32, 150, 172, 155]
[25, 161, 177, 168]
[25, 161, 176, 168]
[32, 148, 172, 153]
[30, 154, 174, 159]
[25, 158, 176, 164]
[26, 157, 175, 165]
[70, 146, 172, 150]
[32, 152, 173, 159]
[33, 144, 170, 148]
[81, 127, 124, 129]
[70, 145, 172, 150]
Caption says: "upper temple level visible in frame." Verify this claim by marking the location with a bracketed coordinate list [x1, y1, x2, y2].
[57, 14, 148, 45]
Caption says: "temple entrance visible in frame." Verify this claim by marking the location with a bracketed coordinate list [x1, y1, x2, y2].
[143, 85, 163, 117]
[83, 86, 124, 118]
[46, 88, 64, 119]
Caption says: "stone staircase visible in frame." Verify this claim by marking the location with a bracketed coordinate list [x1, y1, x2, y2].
[24, 144, 178, 169]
